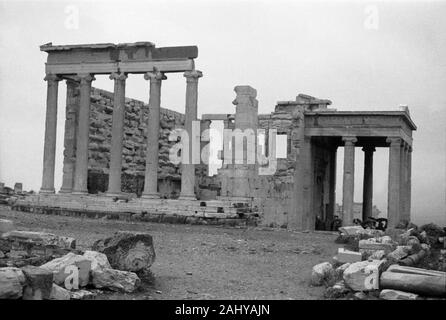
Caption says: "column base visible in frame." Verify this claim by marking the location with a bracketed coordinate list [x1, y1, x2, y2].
[58, 188, 72, 194]
[141, 193, 160, 199]
[39, 188, 55, 194]
[178, 194, 197, 201]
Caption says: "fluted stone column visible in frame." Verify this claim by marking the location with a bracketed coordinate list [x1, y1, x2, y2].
[142, 70, 166, 199]
[342, 136, 357, 225]
[399, 143, 408, 222]
[60, 79, 80, 193]
[179, 70, 203, 200]
[362, 146, 375, 221]
[106, 72, 128, 196]
[406, 146, 413, 222]
[72, 73, 95, 194]
[387, 137, 402, 227]
[40, 74, 62, 194]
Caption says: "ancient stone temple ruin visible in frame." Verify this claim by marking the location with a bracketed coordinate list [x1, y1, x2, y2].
[14, 42, 417, 231]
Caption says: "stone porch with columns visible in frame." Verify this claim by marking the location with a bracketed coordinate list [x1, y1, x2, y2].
[14, 42, 417, 230]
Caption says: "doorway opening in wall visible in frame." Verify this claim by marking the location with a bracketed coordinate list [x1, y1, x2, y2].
[208, 120, 224, 176]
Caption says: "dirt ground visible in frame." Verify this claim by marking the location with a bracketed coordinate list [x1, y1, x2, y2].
[0, 205, 341, 300]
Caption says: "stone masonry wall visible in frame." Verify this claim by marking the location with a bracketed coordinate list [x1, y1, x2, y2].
[254, 104, 305, 228]
[87, 88, 185, 197]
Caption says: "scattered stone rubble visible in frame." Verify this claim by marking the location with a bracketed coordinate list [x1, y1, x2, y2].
[0, 219, 155, 299]
[311, 223, 446, 300]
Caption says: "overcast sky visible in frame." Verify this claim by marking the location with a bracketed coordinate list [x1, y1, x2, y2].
[0, 0, 444, 225]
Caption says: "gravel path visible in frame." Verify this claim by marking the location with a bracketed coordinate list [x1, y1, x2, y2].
[0, 205, 340, 300]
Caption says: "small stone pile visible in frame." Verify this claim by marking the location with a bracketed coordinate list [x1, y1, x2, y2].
[310, 223, 446, 300]
[0, 219, 156, 300]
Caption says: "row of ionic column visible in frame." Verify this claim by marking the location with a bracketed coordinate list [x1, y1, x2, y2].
[341, 136, 412, 227]
[40, 69, 203, 200]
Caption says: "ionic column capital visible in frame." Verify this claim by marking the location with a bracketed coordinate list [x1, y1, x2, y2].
[74, 73, 95, 85]
[403, 142, 413, 152]
[386, 137, 402, 147]
[109, 72, 128, 81]
[342, 136, 357, 146]
[44, 74, 62, 83]
[184, 69, 203, 82]
[144, 70, 167, 82]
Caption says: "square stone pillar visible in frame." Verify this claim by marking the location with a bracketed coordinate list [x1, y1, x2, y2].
[342, 136, 357, 225]
[60, 79, 80, 193]
[72, 73, 95, 194]
[179, 70, 203, 200]
[40, 74, 61, 194]
[200, 119, 212, 176]
[387, 137, 402, 228]
[142, 70, 166, 199]
[327, 147, 337, 225]
[106, 72, 128, 196]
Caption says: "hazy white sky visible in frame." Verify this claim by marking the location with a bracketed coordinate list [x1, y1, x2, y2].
[0, 0, 445, 225]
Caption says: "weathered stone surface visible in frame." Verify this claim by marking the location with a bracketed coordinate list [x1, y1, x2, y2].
[354, 291, 368, 300]
[359, 239, 395, 254]
[343, 260, 386, 291]
[49, 283, 71, 300]
[379, 289, 419, 300]
[22, 265, 54, 300]
[379, 236, 394, 244]
[70, 289, 96, 300]
[92, 231, 155, 272]
[2, 230, 76, 249]
[338, 226, 365, 236]
[335, 248, 362, 264]
[407, 236, 421, 253]
[40, 252, 91, 288]
[386, 246, 411, 263]
[0, 267, 26, 299]
[369, 250, 386, 260]
[335, 263, 351, 278]
[324, 280, 351, 299]
[0, 219, 14, 235]
[310, 262, 334, 286]
[380, 271, 446, 296]
[83, 250, 111, 271]
[399, 250, 427, 266]
[91, 268, 140, 293]
[386, 264, 446, 277]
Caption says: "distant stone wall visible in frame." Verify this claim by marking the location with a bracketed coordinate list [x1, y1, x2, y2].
[87, 88, 185, 197]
